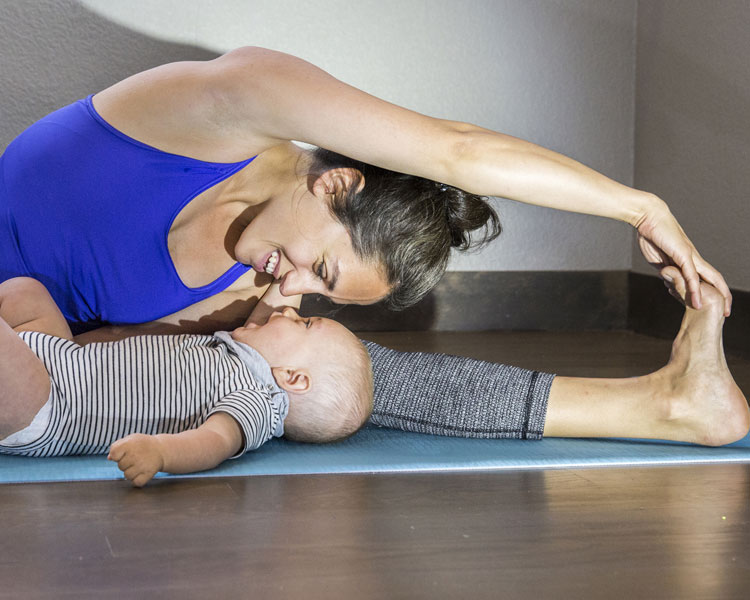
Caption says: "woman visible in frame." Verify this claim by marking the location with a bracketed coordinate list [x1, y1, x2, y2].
[1, 47, 746, 445]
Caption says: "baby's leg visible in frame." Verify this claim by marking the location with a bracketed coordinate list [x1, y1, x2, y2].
[0, 278, 72, 438]
[0, 277, 73, 339]
[0, 314, 52, 438]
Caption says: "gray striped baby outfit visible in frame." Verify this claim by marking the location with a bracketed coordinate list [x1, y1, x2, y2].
[0, 331, 288, 458]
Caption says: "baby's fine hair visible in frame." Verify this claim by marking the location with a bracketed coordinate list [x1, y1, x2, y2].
[282, 333, 373, 443]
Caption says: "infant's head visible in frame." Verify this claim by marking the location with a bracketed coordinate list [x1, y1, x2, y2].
[231, 307, 372, 443]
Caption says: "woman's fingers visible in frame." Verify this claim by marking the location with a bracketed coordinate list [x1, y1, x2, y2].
[675, 253, 702, 310]
[634, 201, 732, 312]
[637, 234, 670, 267]
[661, 266, 687, 305]
[638, 224, 732, 317]
[695, 257, 732, 316]
[669, 252, 732, 316]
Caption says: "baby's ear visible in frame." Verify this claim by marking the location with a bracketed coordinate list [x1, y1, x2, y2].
[271, 367, 311, 394]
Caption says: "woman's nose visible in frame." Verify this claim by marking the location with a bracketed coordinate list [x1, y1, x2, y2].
[279, 269, 314, 296]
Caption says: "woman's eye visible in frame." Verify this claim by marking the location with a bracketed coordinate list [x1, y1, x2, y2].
[315, 261, 327, 280]
[305, 319, 312, 329]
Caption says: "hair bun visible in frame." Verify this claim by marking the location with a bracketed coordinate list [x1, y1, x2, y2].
[441, 185, 501, 250]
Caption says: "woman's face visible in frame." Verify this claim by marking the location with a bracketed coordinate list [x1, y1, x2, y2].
[234, 190, 390, 304]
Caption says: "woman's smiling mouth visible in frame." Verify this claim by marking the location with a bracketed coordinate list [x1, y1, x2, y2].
[263, 249, 280, 277]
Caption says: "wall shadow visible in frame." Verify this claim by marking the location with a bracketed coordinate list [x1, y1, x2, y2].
[0, 0, 220, 147]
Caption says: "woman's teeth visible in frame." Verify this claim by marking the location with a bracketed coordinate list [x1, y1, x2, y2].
[264, 250, 279, 275]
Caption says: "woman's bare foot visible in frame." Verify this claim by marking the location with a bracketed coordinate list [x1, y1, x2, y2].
[655, 269, 749, 445]
[538, 268, 746, 445]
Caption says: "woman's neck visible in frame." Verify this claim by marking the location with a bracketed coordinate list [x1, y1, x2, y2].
[219, 143, 315, 262]
[218, 142, 313, 210]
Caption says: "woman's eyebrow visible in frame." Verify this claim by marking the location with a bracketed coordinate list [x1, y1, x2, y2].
[326, 260, 340, 292]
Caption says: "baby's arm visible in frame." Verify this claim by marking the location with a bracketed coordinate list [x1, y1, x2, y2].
[108, 413, 243, 487]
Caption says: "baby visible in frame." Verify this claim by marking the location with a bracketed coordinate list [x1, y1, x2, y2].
[0, 278, 372, 486]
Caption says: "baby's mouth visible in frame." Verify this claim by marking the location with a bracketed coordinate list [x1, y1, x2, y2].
[264, 250, 279, 276]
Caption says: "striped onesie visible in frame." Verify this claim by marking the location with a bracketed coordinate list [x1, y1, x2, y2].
[0, 331, 288, 458]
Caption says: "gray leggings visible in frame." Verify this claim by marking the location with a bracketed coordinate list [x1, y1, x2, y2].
[364, 341, 554, 439]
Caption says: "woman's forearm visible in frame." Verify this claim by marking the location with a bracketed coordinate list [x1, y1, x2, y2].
[444, 125, 656, 226]
[443, 125, 732, 313]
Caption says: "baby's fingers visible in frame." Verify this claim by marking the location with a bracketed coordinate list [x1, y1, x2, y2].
[123, 466, 155, 488]
[108, 435, 139, 460]
[107, 440, 125, 462]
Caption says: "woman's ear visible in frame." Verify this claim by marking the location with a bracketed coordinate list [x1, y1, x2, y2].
[271, 367, 311, 394]
[312, 168, 364, 200]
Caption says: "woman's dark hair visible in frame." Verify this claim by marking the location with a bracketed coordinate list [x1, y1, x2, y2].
[310, 148, 501, 310]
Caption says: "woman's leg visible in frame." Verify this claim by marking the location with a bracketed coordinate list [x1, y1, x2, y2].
[544, 278, 749, 446]
[0, 278, 73, 438]
[367, 271, 747, 446]
[367, 342, 552, 438]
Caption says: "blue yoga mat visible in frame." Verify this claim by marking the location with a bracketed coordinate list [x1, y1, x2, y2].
[2, 427, 749, 484]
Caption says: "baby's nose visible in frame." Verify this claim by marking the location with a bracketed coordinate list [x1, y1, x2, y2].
[281, 306, 299, 319]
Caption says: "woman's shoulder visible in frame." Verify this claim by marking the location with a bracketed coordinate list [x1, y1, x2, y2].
[90, 48, 284, 162]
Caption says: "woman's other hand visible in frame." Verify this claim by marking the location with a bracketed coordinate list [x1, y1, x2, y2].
[635, 198, 732, 316]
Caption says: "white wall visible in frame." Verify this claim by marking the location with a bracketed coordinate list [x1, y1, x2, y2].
[634, 1, 750, 291]
[1, 0, 638, 272]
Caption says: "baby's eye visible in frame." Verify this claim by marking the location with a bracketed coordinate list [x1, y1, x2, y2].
[305, 319, 312, 329]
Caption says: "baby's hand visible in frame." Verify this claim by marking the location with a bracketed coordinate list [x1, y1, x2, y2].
[108, 434, 165, 487]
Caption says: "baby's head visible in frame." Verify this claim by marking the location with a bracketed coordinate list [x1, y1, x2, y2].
[231, 307, 372, 443]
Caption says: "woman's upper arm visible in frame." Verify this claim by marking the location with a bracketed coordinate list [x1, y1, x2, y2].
[214, 47, 466, 180]
[94, 47, 468, 179]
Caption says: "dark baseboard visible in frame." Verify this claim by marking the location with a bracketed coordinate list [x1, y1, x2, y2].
[628, 272, 750, 360]
[301, 270, 629, 332]
[302, 269, 749, 358]
[302, 269, 749, 359]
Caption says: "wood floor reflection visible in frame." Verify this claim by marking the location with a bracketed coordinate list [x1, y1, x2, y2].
[1, 330, 748, 599]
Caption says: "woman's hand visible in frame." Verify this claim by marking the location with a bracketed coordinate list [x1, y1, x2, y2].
[635, 199, 732, 316]
[108, 434, 165, 487]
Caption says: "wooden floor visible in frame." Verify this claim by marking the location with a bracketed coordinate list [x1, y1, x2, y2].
[1, 330, 749, 599]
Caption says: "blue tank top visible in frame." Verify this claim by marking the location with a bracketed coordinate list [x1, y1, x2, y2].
[0, 96, 255, 330]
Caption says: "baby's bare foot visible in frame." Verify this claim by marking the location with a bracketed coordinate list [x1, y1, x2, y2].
[658, 278, 748, 445]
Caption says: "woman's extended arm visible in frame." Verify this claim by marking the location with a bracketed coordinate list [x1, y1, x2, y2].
[93, 46, 731, 313]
